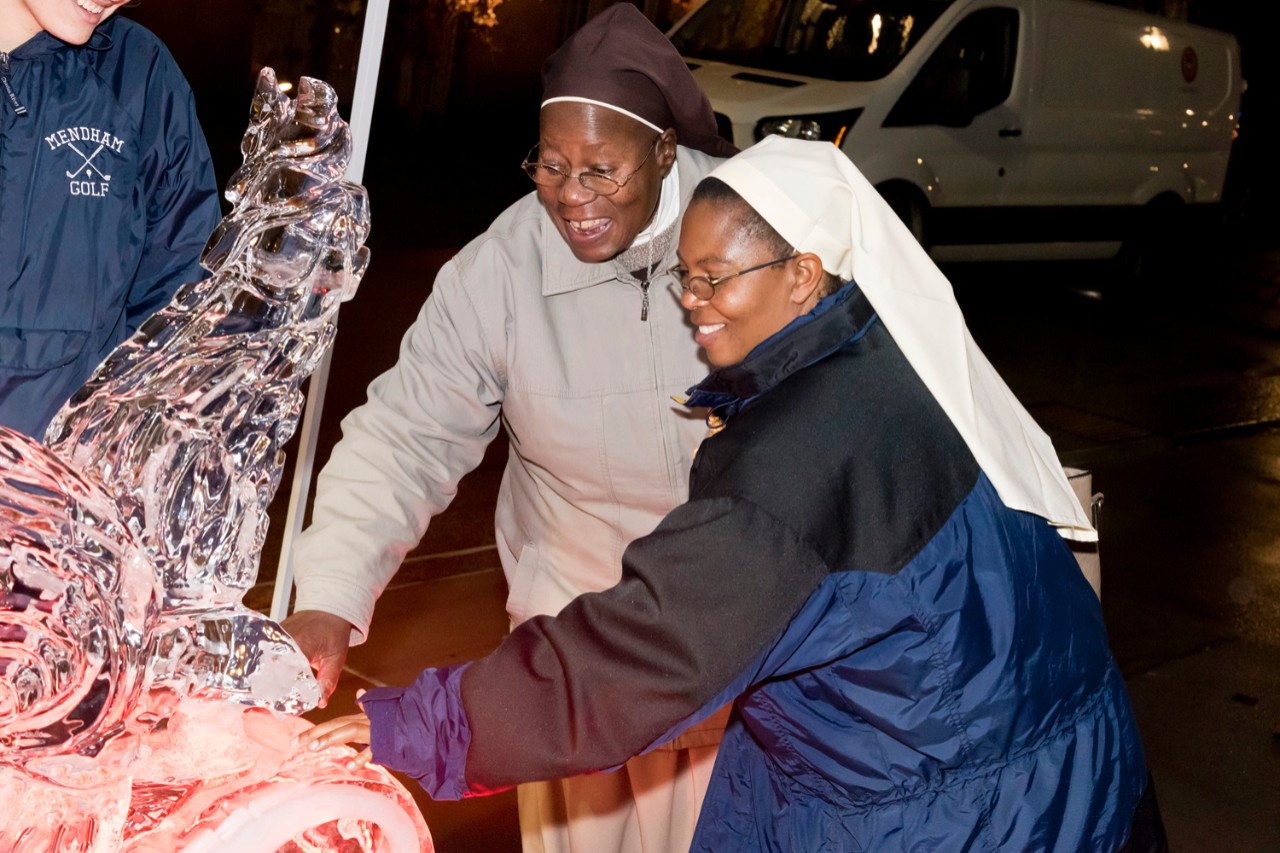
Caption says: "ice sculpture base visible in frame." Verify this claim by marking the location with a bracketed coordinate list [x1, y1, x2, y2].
[2, 699, 432, 852]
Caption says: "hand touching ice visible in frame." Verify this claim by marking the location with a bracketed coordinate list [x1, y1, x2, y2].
[298, 689, 374, 769]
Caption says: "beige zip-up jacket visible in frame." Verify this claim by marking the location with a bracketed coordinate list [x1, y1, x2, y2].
[292, 145, 721, 638]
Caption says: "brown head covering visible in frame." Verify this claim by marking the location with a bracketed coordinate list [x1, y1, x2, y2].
[541, 3, 737, 158]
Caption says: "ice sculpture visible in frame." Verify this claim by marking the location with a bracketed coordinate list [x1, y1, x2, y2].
[0, 69, 432, 851]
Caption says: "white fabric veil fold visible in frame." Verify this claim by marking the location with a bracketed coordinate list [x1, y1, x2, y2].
[709, 136, 1094, 541]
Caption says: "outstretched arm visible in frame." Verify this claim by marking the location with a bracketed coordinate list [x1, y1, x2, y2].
[346, 496, 831, 799]
[289, 259, 505, 643]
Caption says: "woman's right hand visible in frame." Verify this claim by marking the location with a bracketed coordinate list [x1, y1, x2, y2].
[280, 609, 354, 706]
[296, 707, 374, 769]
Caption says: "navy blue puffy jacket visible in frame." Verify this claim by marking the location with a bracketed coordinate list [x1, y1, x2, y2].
[0, 17, 220, 437]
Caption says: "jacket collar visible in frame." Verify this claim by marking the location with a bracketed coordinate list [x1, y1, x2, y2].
[8, 19, 113, 59]
[539, 145, 700, 296]
[8, 31, 64, 59]
[685, 282, 878, 421]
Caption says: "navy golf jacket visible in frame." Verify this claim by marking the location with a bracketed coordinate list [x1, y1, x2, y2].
[363, 283, 1162, 852]
[0, 17, 219, 437]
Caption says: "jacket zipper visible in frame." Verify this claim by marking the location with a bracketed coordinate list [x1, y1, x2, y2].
[1, 52, 28, 117]
[640, 276, 683, 503]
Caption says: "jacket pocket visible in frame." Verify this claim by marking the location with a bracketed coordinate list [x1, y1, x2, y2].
[0, 327, 90, 371]
[505, 543, 542, 627]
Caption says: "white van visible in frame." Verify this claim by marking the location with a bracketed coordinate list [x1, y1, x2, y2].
[670, 0, 1244, 264]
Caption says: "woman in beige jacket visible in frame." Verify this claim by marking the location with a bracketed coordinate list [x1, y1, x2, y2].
[282, 5, 735, 851]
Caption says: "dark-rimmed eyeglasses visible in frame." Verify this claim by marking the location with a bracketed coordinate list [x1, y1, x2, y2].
[665, 254, 799, 301]
[520, 134, 662, 197]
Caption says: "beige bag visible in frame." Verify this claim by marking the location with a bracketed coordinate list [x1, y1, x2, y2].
[1063, 467, 1103, 599]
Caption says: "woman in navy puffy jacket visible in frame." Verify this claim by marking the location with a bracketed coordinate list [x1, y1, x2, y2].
[0, 0, 220, 436]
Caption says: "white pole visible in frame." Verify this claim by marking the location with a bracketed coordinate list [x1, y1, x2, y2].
[270, 0, 391, 622]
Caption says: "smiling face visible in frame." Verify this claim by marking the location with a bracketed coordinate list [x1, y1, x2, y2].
[0, 0, 129, 50]
[677, 196, 827, 368]
[536, 101, 676, 264]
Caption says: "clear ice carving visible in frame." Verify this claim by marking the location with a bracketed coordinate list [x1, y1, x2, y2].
[1, 69, 432, 852]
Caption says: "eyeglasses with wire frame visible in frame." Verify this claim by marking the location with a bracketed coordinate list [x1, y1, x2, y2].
[666, 254, 800, 301]
[521, 134, 662, 197]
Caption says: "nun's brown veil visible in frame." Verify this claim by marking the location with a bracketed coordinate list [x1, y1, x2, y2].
[540, 3, 736, 158]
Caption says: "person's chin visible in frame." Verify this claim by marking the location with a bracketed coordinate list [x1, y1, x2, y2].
[49, 3, 115, 43]
[46, 21, 99, 46]
[697, 326, 741, 367]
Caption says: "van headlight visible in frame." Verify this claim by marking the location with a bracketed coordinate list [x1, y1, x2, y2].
[755, 109, 862, 146]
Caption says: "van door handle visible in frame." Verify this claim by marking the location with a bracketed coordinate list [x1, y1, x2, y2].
[999, 127, 1023, 137]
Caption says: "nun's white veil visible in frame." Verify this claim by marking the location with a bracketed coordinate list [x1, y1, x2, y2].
[709, 136, 1094, 541]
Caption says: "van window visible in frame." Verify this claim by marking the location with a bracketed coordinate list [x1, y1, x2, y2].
[884, 7, 1019, 127]
[670, 0, 958, 82]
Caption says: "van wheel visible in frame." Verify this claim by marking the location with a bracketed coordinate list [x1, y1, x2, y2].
[878, 184, 930, 250]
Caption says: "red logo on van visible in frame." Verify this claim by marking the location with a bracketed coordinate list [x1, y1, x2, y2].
[1181, 46, 1198, 83]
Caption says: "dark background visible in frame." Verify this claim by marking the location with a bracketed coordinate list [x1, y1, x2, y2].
[125, 0, 1279, 252]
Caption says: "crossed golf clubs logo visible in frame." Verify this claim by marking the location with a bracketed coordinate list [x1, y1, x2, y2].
[66, 141, 112, 181]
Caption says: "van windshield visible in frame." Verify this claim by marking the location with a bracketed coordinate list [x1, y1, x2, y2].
[670, 0, 957, 82]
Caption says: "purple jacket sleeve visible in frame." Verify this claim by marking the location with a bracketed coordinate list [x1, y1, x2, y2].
[362, 662, 477, 799]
